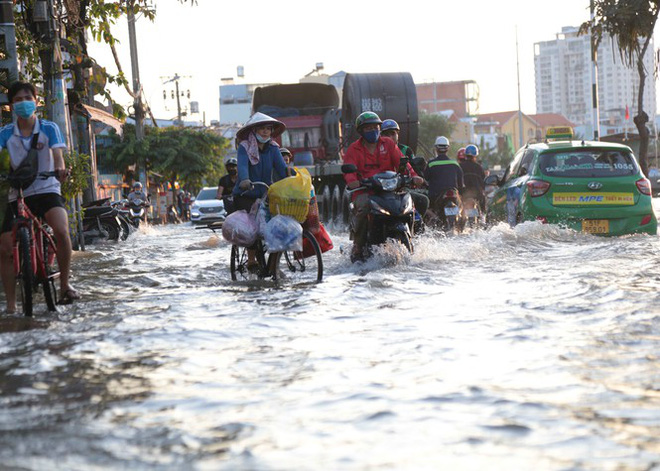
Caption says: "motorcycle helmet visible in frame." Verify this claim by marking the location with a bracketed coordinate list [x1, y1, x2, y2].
[225, 157, 237, 167]
[381, 119, 400, 133]
[457, 147, 466, 161]
[434, 136, 450, 152]
[280, 147, 292, 157]
[355, 111, 382, 131]
[133, 182, 143, 190]
[465, 144, 479, 158]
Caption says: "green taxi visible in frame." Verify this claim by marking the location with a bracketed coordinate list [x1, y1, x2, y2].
[485, 128, 657, 236]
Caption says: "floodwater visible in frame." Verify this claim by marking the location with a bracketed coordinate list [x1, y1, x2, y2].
[1, 211, 659, 470]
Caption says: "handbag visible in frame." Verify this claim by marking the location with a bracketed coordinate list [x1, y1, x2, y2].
[302, 222, 333, 258]
[9, 132, 40, 191]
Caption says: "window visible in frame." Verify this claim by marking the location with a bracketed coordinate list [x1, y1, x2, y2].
[539, 149, 637, 177]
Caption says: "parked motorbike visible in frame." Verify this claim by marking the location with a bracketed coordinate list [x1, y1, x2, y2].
[81, 197, 125, 243]
[341, 164, 415, 261]
[427, 188, 461, 233]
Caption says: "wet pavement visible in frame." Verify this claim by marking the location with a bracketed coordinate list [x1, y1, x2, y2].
[0, 215, 659, 470]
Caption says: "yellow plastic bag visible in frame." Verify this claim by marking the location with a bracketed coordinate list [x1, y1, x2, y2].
[268, 168, 312, 223]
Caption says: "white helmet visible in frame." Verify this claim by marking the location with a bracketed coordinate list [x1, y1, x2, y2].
[434, 136, 450, 148]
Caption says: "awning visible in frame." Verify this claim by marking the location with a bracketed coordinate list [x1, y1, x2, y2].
[75, 104, 123, 134]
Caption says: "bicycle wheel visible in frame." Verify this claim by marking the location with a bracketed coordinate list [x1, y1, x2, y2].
[273, 229, 323, 283]
[230, 241, 271, 281]
[41, 231, 59, 311]
[17, 227, 33, 317]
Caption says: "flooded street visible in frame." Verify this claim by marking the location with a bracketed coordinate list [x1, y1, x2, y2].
[1, 211, 660, 470]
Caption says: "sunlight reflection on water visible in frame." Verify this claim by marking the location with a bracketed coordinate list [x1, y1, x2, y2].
[0, 220, 659, 470]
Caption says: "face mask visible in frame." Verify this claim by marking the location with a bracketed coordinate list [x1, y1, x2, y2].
[227, 168, 237, 176]
[256, 134, 271, 144]
[13, 101, 36, 119]
[362, 129, 380, 144]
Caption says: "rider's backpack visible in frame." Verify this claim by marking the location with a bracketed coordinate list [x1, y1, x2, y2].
[9, 132, 40, 191]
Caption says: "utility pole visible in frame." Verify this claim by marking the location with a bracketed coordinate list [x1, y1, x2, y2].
[0, 0, 19, 107]
[126, 0, 148, 199]
[162, 73, 191, 126]
[590, 0, 601, 141]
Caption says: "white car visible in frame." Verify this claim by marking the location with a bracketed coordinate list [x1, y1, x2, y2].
[190, 187, 226, 225]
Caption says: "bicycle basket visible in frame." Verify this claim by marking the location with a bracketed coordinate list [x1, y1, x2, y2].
[268, 195, 309, 223]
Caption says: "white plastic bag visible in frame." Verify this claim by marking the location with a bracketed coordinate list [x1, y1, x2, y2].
[222, 210, 258, 247]
[264, 215, 302, 253]
[256, 199, 271, 237]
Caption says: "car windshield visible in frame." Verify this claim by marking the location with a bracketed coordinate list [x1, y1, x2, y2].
[539, 149, 637, 178]
[196, 188, 218, 200]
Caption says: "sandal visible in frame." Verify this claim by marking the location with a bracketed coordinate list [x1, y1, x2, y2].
[58, 287, 81, 305]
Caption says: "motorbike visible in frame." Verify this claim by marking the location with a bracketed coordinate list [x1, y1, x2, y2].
[126, 198, 149, 228]
[427, 188, 461, 233]
[459, 195, 482, 231]
[81, 197, 126, 243]
[167, 204, 180, 224]
[341, 164, 415, 261]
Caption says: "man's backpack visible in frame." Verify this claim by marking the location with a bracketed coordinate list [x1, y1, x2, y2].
[9, 132, 40, 191]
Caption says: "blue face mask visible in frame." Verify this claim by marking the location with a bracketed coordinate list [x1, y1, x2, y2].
[256, 134, 271, 144]
[362, 129, 380, 144]
[13, 100, 36, 119]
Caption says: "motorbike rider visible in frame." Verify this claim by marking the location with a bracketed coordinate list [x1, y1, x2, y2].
[425, 136, 464, 212]
[127, 181, 149, 222]
[459, 144, 486, 212]
[217, 157, 238, 213]
[380, 118, 429, 218]
[457, 147, 466, 162]
[280, 147, 293, 166]
[343, 111, 425, 262]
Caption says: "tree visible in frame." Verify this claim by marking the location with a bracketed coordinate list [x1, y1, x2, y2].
[580, 0, 660, 177]
[104, 124, 229, 199]
[9, 0, 196, 118]
[417, 113, 456, 159]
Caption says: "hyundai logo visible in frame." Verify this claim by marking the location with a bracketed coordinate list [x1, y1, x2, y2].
[587, 181, 603, 190]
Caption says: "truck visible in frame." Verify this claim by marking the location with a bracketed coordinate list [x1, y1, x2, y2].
[251, 72, 419, 225]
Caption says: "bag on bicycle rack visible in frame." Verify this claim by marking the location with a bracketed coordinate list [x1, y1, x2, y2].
[222, 210, 259, 247]
[9, 133, 40, 190]
[268, 168, 312, 223]
[302, 222, 333, 258]
[264, 215, 302, 253]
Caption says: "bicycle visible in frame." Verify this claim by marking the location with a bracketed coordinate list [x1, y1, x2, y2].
[1, 171, 61, 316]
[226, 182, 324, 283]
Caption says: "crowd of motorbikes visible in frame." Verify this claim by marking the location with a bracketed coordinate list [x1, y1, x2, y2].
[80, 196, 150, 244]
[341, 156, 485, 259]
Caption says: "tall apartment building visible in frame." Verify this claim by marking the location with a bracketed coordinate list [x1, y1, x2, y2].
[534, 26, 656, 136]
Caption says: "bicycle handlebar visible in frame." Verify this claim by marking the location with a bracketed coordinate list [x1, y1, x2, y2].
[239, 181, 269, 196]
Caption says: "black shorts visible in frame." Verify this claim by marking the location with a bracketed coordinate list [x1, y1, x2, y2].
[1, 193, 66, 234]
[233, 195, 257, 213]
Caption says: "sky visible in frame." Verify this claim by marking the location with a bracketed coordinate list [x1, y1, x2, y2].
[87, 0, 650, 123]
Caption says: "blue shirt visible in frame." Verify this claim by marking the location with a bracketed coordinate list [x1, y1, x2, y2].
[0, 119, 66, 199]
[233, 142, 288, 199]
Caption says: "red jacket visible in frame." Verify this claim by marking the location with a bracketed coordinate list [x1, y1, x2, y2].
[343, 137, 417, 187]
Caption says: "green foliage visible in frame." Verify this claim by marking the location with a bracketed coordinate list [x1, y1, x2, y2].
[107, 124, 229, 192]
[418, 113, 457, 159]
[61, 150, 91, 203]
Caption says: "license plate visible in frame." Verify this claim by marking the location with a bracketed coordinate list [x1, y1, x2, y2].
[444, 206, 459, 216]
[466, 209, 479, 218]
[582, 219, 609, 234]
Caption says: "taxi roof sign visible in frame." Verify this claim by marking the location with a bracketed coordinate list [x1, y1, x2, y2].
[546, 126, 574, 141]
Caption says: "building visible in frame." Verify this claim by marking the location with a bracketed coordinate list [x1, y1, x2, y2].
[534, 26, 656, 137]
[475, 111, 575, 153]
[416, 80, 479, 118]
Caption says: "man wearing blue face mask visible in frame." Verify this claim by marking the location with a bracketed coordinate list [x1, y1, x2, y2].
[343, 111, 424, 261]
[0, 81, 79, 311]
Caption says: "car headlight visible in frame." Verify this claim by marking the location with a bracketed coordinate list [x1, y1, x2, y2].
[191, 211, 200, 217]
[378, 176, 398, 192]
